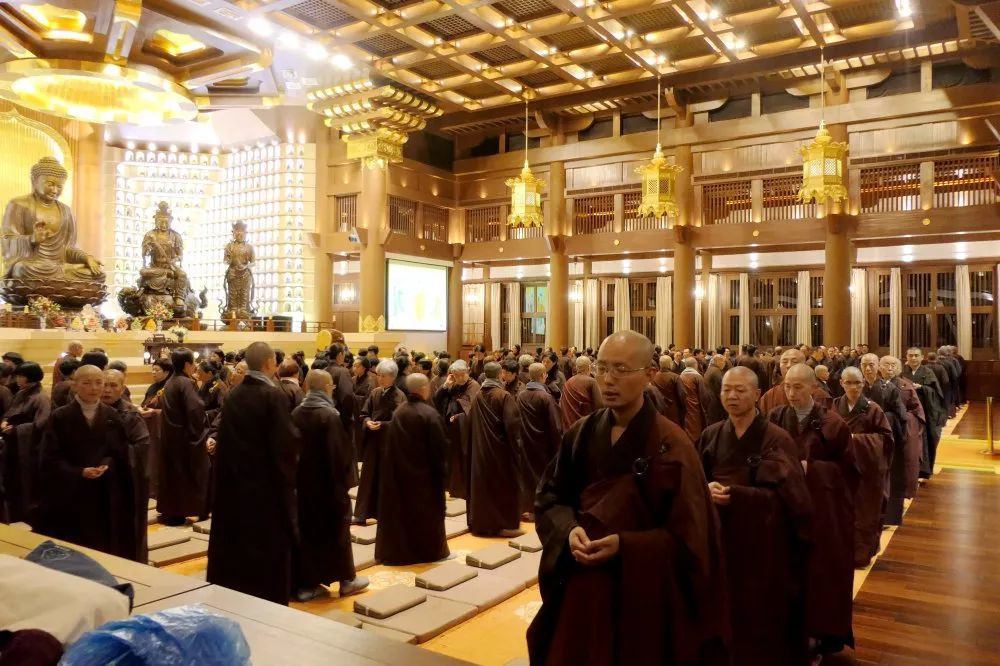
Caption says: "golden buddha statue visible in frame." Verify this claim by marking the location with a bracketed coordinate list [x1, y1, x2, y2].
[1, 157, 106, 306]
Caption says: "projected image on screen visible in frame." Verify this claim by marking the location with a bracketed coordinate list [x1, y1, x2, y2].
[386, 259, 448, 331]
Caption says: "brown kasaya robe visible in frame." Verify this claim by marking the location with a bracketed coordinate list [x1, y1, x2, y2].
[757, 382, 832, 414]
[157, 375, 207, 519]
[354, 385, 405, 522]
[292, 393, 356, 588]
[50, 380, 74, 409]
[700, 366, 726, 426]
[468, 381, 522, 535]
[559, 373, 602, 430]
[834, 395, 893, 568]
[278, 378, 304, 411]
[375, 396, 449, 565]
[529, 399, 729, 666]
[679, 370, 706, 442]
[2, 382, 51, 523]
[514, 383, 562, 514]
[863, 379, 908, 525]
[698, 415, 812, 666]
[651, 370, 685, 427]
[768, 404, 858, 649]
[433, 379, 480, 499]
[37, 401, 139, 561]
[891, 376, 925, 498]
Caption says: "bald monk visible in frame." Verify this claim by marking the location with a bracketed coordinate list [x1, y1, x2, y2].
[559, 356, 603, 429]
[291, 370, 368, 601]
[37, 366, 141, 560]
[529, 331, 728, 665]
[758, 348, 831, 413]
[767, 363, 857, 655]
[375, 373, 450, 565]
[678, 357, 706, 441]
[650, 355, 685, 426]
[880, 355, 924, 504]
[699, 367, 812, 665]
[835, 367, 894, 568]
[467, 362, 522, 537]
[515, 363, 563, 517]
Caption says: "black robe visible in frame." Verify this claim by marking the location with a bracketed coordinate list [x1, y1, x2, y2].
[700, 366, 726, 426]
[375, 397, 449, 566]
[529, 399, 728, 666]
[50, 381, 74, 409]
[36, 401, 139, 561]
[1, 382, 51, 523]
[208, 375, 299, 604]
[468, 382, 522, 534]
[699, 415, 812, 666]
[434, 379, 480, 499]
[545, 368, 566, 404]
[157, 375, 207, 519]
[278, 378, 304, 411]
[353, 385, 404, 522]
[514, 384, 562, 514]
[110, 398, 151, 562]
[292, 395, 355, 587]
[901, 364, 944, 477]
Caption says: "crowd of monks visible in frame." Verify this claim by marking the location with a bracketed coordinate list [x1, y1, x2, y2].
[0, 332, 965, 664]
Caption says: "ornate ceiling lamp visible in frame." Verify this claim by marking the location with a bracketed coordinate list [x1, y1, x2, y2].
[0, 1, 270, 125]
[505, 99, 544, 228]
[797, 51, 848, 204]
[307, 78, 442, 169]
[635, 75, 682, 219]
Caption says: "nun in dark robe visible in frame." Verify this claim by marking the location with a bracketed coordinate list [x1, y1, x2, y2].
[433, 360, 479, 499]
[375, 374, 449, 566]
[353, 359, 404, 523]
[157, 349, 207, 525]
[1, 362, 51, 523]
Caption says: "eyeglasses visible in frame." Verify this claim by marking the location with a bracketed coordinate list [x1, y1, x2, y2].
[594, 363, 647, 379]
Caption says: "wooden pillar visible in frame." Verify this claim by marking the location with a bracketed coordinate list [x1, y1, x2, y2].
[548, 241, 569, 349]
[482, 265, 492, 351]
[447, 253, 463, 357]
[700, 250, 713, 349]
[672, 126, 696, 347]
[358, 163, 387, 330]
[824, 122, 852, 346]
[313, 125, 333, 324]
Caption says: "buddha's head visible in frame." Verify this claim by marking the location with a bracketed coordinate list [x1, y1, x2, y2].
[30, 157, 68, 204]
[154, 202, 172, 231]
[232, 221, 247, 242]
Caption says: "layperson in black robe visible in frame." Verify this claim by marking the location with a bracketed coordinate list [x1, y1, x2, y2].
[51, 359, 79, 408]
[291, 370, 368, 602]
[1, 352, 23, 393]
[1, 362, 51, 523]
[767, 363, 857, 655]
[102, 368, 151, 563]
[514, 363, 562, 517]
[350, 357, 374, 468]
[530, 331, 728, 666]
[500, 359, 524, 396]
[375, 374, 449, 566]
[196, 361, 229, 426]
[157, 349, 207, 525]
[326, 343, 357, 443]
[138, 358, 172, 499]
[277, 359, 304, 411]
[699, 366, 812, 666]
[700, 355, 727, 426]
[468, 362, 522, 536]
[434, 360, 479, 499]
[541, 352, 566, 403]
[353, 359, 405, 523]
[208, 342, 299, 605]
[37, 366, 139, 560]
[901, 348, 944, 479]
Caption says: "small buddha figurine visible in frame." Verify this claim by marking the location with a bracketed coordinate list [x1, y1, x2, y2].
[223, 220, 255, 319]
[2, 157, 103, 282]
[140, 202, 188, 308]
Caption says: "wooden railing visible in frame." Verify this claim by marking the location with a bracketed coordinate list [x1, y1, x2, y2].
[623, 190, 670, 231]
[573, 194, 614, 234]
[933, 154, 1000, 208]
[762, 175, 815, 221]
[859, 162, 921, 213]
[509, 225, 542, 240]
[334, 194, 357, 231]
[703, 180, 752, 225]
[466, 205, 503, 242]
[388, 196, 417, 237]
[422, 204, 449, 242]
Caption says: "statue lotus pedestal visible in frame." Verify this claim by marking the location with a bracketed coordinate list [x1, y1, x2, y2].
[1, 277, 108, 308]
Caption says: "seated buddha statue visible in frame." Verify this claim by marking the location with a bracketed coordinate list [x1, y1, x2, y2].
[139, 202, 189, 309]
[2, 157, 104, 286]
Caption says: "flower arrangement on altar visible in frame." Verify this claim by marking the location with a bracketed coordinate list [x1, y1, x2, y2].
[28, 296, 61, 328]
[114, 316, 131, 332]
[169, 324, 189, 343]
[145, 301, 173, 323]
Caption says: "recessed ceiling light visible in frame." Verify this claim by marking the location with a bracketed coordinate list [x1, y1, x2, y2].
[247, 17, 273, 36]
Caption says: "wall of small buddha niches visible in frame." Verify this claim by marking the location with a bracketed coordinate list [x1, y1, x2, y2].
[105, 142, 316, 321]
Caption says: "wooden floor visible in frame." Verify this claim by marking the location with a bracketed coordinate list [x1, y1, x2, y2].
[948, 400, 1000, 441]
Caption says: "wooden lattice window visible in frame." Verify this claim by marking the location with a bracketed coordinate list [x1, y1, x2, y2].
[762, 175, 816, 221]
[601, 280, 616, 340]
[623, 190, 669, 231]
[422, 204, 449, 241]
[388, 196, 417, 236]
[720, 275, 741, 348]
[466, 206, 503, 242]
[809, 275, 824, 347]
[629, 279, 656, 342]
[932, 154, 1000, 208]
[573, 194, 614, 234]
[859, 162, 921, 213]
[749, 274, 798, 348]
[702, 180, 752, 225]
[970, 268, 996, 353]
[334, 194, 357, 231]
[509, 224, 542, 240]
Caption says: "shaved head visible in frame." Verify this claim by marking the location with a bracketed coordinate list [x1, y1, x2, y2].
[304, 369, 333, 392]
[598, 330, 654, 370]
[575, 355, 592, 372]
[724, 365, 758, 388]
[406, 372, 429, 394]
[529, 362, 546, 382]
[779, 348, 806, 377]
[784, 363, 816, 385]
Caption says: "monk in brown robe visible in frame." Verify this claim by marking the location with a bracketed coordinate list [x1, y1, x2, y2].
[758, 348, 831, 413]
[515, 363, 563, 517]
[835, 366, 894, 568]
[156, 349, 207, 525]
[860, 353, 908, 525]
[651, 355, 685, 426]
[678, 357, 706, 441]
[529, 330, 728, 666]
[433, 360, 479, 499]
[559, 356, 602, 430]
[467, 362, 522, 536]
[353, 359, 404, 523]
[1, 361, 51, 522]
[881, 355, 924, 500]
[699, 366, 812, 666]
[701, 354, 727, 426]
[767, 363, 857, 655]
[375, 373, 450, 566]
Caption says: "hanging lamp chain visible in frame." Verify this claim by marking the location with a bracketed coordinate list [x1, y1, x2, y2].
[656, 74, 662, 146]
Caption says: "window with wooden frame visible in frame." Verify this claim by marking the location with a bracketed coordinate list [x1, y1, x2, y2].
[859, 162, 921, 213]
[969, 268, 996, 356]
[573, 195, 614, 234]
[702, 180, 752, 225]
[869, 269, 893, 353]
[809, 275, 824, 347]
[720, 275, 741, 348]
[521, 282, 547, 345]
[749, 274, 798, 348]
[629, 278, 656, 342]
[466, 206, 503, 243]
[601, 279, 616, 340]
[334, 194, 357, 232]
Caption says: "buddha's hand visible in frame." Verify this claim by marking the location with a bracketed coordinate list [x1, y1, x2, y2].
[85, 256, 103, 276]
[31, 226, 51, 244]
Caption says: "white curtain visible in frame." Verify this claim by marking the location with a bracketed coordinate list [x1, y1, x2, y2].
[489, 282, 502, 351]
[850, 268, 868, 348]
[571, 280, 584, 350]
[890, 267, 902, 359]
[695, 277, 703, 349]
[796, 270, 811, 346]
[655, 276, 673, 348]
[506, 282, 521, 348]
[956, 265, 972, 357]
[462, 284, 484, 347]
[707, 274, 722, 350]
[584, 278, 600, 350]
[613, 277, 631, 333]
[738, 273, 750, 348]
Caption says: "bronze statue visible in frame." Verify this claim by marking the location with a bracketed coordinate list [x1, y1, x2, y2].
[1, 156, 107, 306]
[118, 201, 204, 318]
[222, 220, 255, 319]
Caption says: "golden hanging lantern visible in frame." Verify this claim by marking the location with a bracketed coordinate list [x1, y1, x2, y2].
[635, 143, 682, 218]
[506, 100, 545, 227]
[797, 120, 848, 204]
